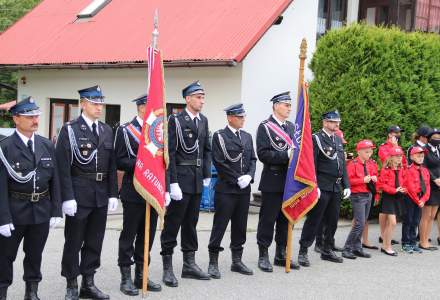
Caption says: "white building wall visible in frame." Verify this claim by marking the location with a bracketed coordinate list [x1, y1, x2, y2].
[16, 0, 320, 193]
[240, 0, 319, 192]
[17, 65, 242, 137]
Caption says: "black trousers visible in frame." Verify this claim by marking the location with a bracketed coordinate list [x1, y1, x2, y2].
[257, 192, 288, 248]
[401, 197, 421, 246]
[0, 222, 49, 288]
[208, 192, 250, 253]
[61, 206, 108, 279]
[300, 190, 341, 249]
[118, 201, 158, 266]
[160, 193, 201, 255]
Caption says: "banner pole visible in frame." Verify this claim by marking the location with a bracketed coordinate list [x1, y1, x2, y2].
[142, 203, 151, 298]
[297, 38, 307, 99]
[285, 223, 293, 273]
[285, 38, 308, 273]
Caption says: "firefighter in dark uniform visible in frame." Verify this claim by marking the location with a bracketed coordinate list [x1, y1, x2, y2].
[56, 86, 118, 300]
[160, 81, 212, 287]
[256, 92, 300, 272]
[0, 97, 62, 300]
[298, 110, 351, 267]
[114, 94, 162, 294]
[207, 103, 256, 279]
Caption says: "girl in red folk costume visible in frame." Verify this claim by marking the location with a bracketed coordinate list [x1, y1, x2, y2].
[377, 147, 407, 256]
[402, 147, 430, 253]
[342, 140, 378, 259]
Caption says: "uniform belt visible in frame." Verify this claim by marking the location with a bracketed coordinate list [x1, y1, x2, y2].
[268, 165, 287, 171]
[10, 190, 49, 202]
[71, 170, 108, 181]
[176, 159, 202, 167]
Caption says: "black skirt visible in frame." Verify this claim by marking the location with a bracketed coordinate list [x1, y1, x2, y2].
[380, 192, 404, 216]
[426, 184, 440, 206]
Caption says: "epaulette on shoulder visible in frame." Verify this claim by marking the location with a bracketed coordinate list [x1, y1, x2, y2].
[0, 135, 11, 144]
[66, 118, 78, 126]
[261, 120, 268, 125]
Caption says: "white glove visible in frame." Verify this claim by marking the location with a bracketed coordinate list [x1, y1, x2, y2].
[317, 188, 321, 199]
[343, 188, 351, 199]
[50, 217, 62, 228]
[165, 192, 171, 207]
[237, 175, 252, 189]
[108, 197, 119, 212]
[170, 183, 183, 201]
[0, 223, 14, 237]
[62, 200, 77, 217]
[287, 148, 293, 158]
[203, 178, 211, 187]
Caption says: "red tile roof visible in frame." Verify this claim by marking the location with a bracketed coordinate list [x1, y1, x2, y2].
[0, 0, 292, 67]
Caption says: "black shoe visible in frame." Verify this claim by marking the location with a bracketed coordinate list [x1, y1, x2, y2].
[133, 264, 161, 291]
[79, 275, 109, 299]
[162, 255, 178, 287]
[146, 280, 162, 292]
[418, 244, 439, 251]
[65, 278, 78, 300]
[353, 249, 371, 258]
[273, 245, 300, 270]
[362, 243, 379, 250]
[181, 252, 210, 280]
[207, 252, 221, 279]
[437, 237, 440, 246]
[381, 248, 398, 256]
[321, 250, 343, 263]
[341, 250, 357, 259]
[119, 266, 139, 296]
[231, 250, 253, 275]
[257, 246, 273, 272]
[24, 282, 40, 300]
[0, 287, 6, 300]
[298, 252, 310, 267]
[314, 244, 322, 254]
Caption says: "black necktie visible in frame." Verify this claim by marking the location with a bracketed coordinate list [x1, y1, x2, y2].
[419, 167, 426, 195]
[92, 123, 99, 140]
[27, 140, 35, 167]
[235, 130, 241, 140]
[193, 118, 198, 128]
[363, 161, 376, 194]
[281, 124, 287, 132]
[394, 169, 400, 188]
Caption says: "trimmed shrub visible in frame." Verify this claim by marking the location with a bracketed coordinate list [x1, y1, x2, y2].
[309, 24, 440, 218]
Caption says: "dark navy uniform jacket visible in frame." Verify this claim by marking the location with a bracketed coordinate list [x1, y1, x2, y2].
[168, 110, 211, 194]
[256, 115, 294, 193]
[0, 132, 62, 225]
[114, 117, 145, 204]
[313, 129, 349, 192]
[212, 126, 256, 194]
[55, 115, 118, 207]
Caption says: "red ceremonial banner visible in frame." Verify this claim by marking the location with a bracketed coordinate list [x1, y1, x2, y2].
[133, 46, 168, 219]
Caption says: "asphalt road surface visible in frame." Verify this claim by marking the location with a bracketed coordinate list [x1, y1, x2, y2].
[6, 213, 440, 300]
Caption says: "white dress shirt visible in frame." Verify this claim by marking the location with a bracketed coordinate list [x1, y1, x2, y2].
[81, 113, 99, 135]
[15, 129, 35, 151]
